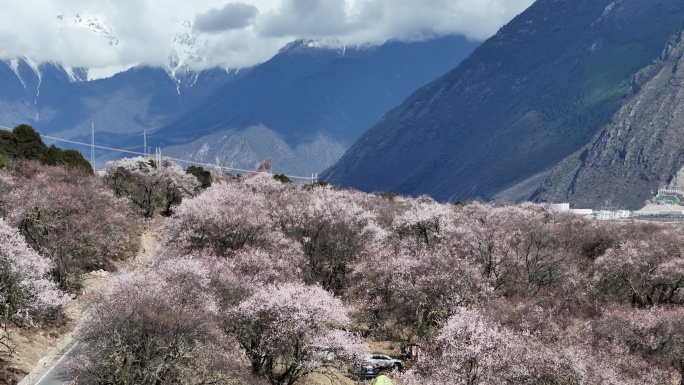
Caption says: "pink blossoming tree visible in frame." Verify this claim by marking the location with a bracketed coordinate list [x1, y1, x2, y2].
[104, 156, 199, 218]
[224, 283, 368, 385]
[68, 257, 262, 385]
[7, 166, 140, 292]
[0, 218, 69, 327]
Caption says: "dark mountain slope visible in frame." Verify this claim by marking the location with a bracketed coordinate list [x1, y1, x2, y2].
[38, 66, 237, 143]
[532, 28, 684, 210]
[0, 59, 83, 125]
[322, 0, 684, 201]
[147, 42, 350, 146]
[0, 60, 238, 147]
[0, 62, 35, 125]
[0, 36, 478, 172]
[152, 36, 479, 147]
[0, 60, 35, 102]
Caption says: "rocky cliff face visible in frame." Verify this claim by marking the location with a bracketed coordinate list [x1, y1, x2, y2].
[533, 28, 684, 209]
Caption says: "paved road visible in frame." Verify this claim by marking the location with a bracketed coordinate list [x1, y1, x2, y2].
[26, 343, 78, 385]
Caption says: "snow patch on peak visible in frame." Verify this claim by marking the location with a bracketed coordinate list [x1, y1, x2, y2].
[7, 57, 88, 84]
[7, 59, 27, 89]
[166, 19, 208, 95]
[277, 39, 342, 54]
[62, 65, 88, 83]
[304, 39, 346, 50]
[169, 19, 207, 69]
[23, 57, 42, 82]
[58, 13, 120, 46]
[277, 39, 375, 56]
[24, 58, 42, 102]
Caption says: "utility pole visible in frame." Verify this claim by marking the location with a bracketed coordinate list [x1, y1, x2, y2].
[90, 120, 95, 168]
[144, 129, 147, 157]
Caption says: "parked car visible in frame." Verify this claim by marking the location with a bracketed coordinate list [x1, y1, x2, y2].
[364, 354, 404, 370]
[358, 364, 378, 382]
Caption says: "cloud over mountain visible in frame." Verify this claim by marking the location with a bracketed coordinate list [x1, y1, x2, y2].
[194, 2, 259, 33]
[0, 0, 534, 73]
[259, 0, 535, 42]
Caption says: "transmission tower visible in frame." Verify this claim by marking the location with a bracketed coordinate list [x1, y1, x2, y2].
[90, 120, 95, 168]
[144, 129, 147, 156]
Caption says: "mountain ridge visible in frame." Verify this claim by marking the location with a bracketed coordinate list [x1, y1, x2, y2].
[322, 0, 684, 202]
[156, 35, 479, 174]
[0, 35, 479, 173]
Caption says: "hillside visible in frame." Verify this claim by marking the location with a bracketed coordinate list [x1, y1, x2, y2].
[322, 0, 684, 201]
[154, 37, 479, 146]
[531, 27, 684, 210]
[0, 59, 237, 144]
[153, 36, 479, 174]
[0, 36, 478, 174]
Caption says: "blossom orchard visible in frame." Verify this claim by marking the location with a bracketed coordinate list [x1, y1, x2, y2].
[57, 161, 684, 384]
[6, 166, 139, 292]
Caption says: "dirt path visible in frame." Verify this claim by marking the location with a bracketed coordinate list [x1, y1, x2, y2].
[15, 219, 162, 385]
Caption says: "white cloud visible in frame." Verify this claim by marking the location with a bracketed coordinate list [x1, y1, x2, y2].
[259, 0, 352, 37]
[0, 0, 535, 73]
[194, 2, 260, 33]
[257, 0, 534, 42]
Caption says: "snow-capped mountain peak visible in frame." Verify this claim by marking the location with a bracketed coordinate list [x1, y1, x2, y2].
[166, 19, 208, 95]
[57, 13, 120, 46]
[276, 38, 376, 57]
[2, 57, 89, 108]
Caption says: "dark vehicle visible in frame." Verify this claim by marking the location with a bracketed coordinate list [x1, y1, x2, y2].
[358, 364, 378, 382]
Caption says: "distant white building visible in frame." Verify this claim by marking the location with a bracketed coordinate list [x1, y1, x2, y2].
[551, 203, 631, 220]
[551, 203, 570, 211]
[551, 203, 592, 215]
[658, 189, 684, 197]
[593, 210, 632, 220]
[615, 210, 631, 218]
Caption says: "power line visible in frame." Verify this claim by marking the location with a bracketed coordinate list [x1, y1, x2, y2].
[90, 121, 95, 168]
[4, 125, 403, 188]
[5, 124, 482, 201]
[41, 135, 148, 156]
[163, 154, 315, 181]
[39, 134, 317, 182]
